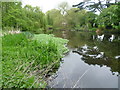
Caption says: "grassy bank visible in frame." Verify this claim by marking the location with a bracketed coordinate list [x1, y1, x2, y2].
[2, 33, 68, 88]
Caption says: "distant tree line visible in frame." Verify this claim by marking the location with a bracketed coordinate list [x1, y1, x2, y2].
[1, 1, 120, 33]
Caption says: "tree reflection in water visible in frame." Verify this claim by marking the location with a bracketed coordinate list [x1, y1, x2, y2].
[53, 30, 120, 75]
[73, 44, 119, 75]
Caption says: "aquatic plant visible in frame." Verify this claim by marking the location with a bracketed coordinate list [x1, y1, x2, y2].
[2, 33, 68, 88]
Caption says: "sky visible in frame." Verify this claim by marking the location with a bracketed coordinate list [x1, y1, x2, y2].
[22, 0, 81, 13]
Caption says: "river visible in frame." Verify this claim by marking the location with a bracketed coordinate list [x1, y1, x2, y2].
[48, 30, 120, 88]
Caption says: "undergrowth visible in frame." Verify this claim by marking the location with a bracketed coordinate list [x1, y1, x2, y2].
[2, 33, 68, 88]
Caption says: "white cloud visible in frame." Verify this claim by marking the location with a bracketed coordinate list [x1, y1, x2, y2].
[22, 0, 81, 13]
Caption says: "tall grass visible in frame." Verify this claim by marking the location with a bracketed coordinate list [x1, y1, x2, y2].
[2, 33, 68, 88]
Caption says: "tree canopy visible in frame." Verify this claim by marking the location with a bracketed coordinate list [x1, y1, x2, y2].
[1, 1, 120, 32]
[73, 0, 119, 12]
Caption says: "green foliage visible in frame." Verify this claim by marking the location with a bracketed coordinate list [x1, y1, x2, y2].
[72, 1, 120, 31]
[2, 2, 22, 29]
[2, 2, 47, 33]
[97, 5, 119, 30]
[2, 1, 120, 32]
[84, 12, 97, 28]
[33, 34, 69, 55]
[46, 14, 53, 26]
[2, 33, 68, 88]
[46, 9, 64, 30]
[65, 8, 81, 29]
[89, 28, 97, 31]
[58, 2, 70, 15]
[65, 8, 97, 30]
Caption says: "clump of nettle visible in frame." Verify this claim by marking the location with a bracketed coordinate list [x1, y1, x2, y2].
[2, 32, 68, 88]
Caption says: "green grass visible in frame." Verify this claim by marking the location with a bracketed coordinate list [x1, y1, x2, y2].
[2, 33, 68, 88]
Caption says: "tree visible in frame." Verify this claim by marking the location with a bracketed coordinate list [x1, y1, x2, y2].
[46, 9, 64, 29]
[2, 2, 47, 33]
[58, 2, 70, 15]
[65, 8, 85, 29]
[84, 12, 98, 29]
[2, 2, 22, 29]
[97, 5, 119, 29]
[46, 13, 53, 26]
[73, 0, 119, 12]
[65, 8, 97, 30]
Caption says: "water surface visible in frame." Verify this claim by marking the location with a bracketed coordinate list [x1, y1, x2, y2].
[48, 30, 120, 88]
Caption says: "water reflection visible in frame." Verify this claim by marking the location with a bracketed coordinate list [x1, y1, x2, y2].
[48, 30, 120, 88]
[73, 44, 119, 74]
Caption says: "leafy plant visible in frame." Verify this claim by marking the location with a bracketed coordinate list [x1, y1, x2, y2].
[2, 33, 68, 88]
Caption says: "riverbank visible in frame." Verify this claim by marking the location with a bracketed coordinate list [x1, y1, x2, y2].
[2, 33, 68, 88]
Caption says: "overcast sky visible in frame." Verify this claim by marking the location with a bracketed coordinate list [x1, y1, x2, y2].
[22, 0, 81, 13]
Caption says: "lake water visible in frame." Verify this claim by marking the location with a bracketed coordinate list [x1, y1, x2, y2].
[48, 30, 120, 88]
